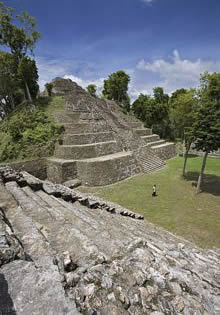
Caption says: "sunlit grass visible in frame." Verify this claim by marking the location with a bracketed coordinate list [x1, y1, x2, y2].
[79, 156, 220, 248]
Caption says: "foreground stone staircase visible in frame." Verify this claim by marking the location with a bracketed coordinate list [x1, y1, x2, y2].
[0, 168, 219, 315]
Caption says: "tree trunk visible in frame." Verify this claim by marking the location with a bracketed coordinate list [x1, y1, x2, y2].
[24, 80, 35, 111]
[24, 80, 32, 102]
[183, 141, 191, 177]
[196, 151, 208, 194]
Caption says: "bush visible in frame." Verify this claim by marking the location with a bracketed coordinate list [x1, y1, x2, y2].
[0, 103, 64, 162]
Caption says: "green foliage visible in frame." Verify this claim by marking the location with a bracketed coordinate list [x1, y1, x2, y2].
[87, 84, 97, 97]
[0, 99, 64, 162]
[199, 72, 220, 103]
[102, 70, 130, 111]
[0, 50, 20, 115]
[17, 56, 39, 99]
[192, 102, 220, 153]
[0, 2, 40, 57]
[0, 2, 40, 104]
[45, 83, 53, 97]
[132, 87, 171, 139]
[169, 88, 198, 140]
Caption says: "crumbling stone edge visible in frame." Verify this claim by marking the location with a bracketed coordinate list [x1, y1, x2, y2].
[0, 167, 144, 221]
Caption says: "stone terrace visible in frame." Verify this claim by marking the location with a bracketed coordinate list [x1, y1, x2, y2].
[46, 78, 176, 186]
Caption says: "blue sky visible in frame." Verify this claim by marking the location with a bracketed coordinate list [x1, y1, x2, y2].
[4, 0, 220, 99]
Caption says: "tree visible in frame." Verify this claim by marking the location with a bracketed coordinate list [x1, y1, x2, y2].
[0, 51, 20, 116]
[45, 83, 53, 97]
[153, 87, 169, 105]
[192, 102, 220, 193]
[102, 70, 130, 111]
[87, 84, 97, 97]
[132, 87, 171, 138]
[152, 87, 170, 138]
[169, 88, 198, 176]
[17, 56, 39, 99]
[192, 72, 220, 193]
[169, 89, 198, 140]
[132, 94, 149, 121]
[182, 127, 195, 177]
[0, 2, 40, 105]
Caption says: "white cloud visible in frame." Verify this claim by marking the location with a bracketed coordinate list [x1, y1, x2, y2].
[63, 74, 105, 95]
[37, 50, 220, 103]
[134, 50, 220, 96]
[141, 0, 154, 4]
[36, 57, 71, 91]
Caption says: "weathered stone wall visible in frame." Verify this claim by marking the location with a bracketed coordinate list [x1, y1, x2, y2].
[47, 158, 77, 184]
[77, 152, 141, 186]
[152, 143, 176, 160]
[0, 159, 47, 180]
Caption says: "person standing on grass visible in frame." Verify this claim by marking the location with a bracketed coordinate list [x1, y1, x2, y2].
[152, 184, 157, 197]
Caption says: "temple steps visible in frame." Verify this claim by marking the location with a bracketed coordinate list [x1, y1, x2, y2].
[141, 134, 160, 144]
[63, 132, 114, 145]
[147, 139, 166, 147]
[135, 128, 152, 136]
[63, 122, 108, 133]
[55, 141, 120, 160]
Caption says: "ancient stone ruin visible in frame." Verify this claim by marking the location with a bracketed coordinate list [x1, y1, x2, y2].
[0, 167, 220, 314]
[47, 78, 176, 186]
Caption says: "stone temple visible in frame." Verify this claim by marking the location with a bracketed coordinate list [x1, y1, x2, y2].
[47, 78, 176, 186]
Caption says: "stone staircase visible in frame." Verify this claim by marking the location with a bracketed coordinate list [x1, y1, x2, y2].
[47, 111, 140, 186]
[1, 168, 220, 315]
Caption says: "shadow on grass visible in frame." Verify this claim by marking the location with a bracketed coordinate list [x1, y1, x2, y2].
[179, 154, 198, 158]
[185, 172, 220, 196]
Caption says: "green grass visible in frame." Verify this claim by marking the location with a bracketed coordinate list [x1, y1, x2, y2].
[79, 156, 220, 248]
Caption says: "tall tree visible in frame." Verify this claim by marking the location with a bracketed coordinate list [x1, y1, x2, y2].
[132, 94, 149, 121]
[132, 87, 171, 139]
[151, 87, 170, 138]
[192, 72, 220, 193]
[192, 102, 220, 193]
[0, 2, 40, 105]
[169, 89, 198, 176]
[87, 84, 97, 97]
[169, 89, 198, 140]
[0, 51, 19, 116]
[102, 70, 130, 111]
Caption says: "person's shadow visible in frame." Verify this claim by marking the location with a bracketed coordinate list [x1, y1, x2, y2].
[0, 273, 17, 315]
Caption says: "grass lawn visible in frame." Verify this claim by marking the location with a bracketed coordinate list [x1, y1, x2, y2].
[78, 156, 220, 249]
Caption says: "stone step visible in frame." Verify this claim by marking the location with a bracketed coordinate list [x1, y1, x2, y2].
[55, 141, 120, 160]
[147, 139, 166, 147]
[77, 151, 140, 186]
[63, 132, 114, 145]
[130, 122, 143, 128]
[52, 112, 80, 123]
[141, 134, 160, 144]
[135, 128, 152, 136]
[47, 158, 77, 184]
[151, 142, 176, 161]
[152, 142, 174, 149]
[63, 122, 108, 134]
[63, 122, 91, 133]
